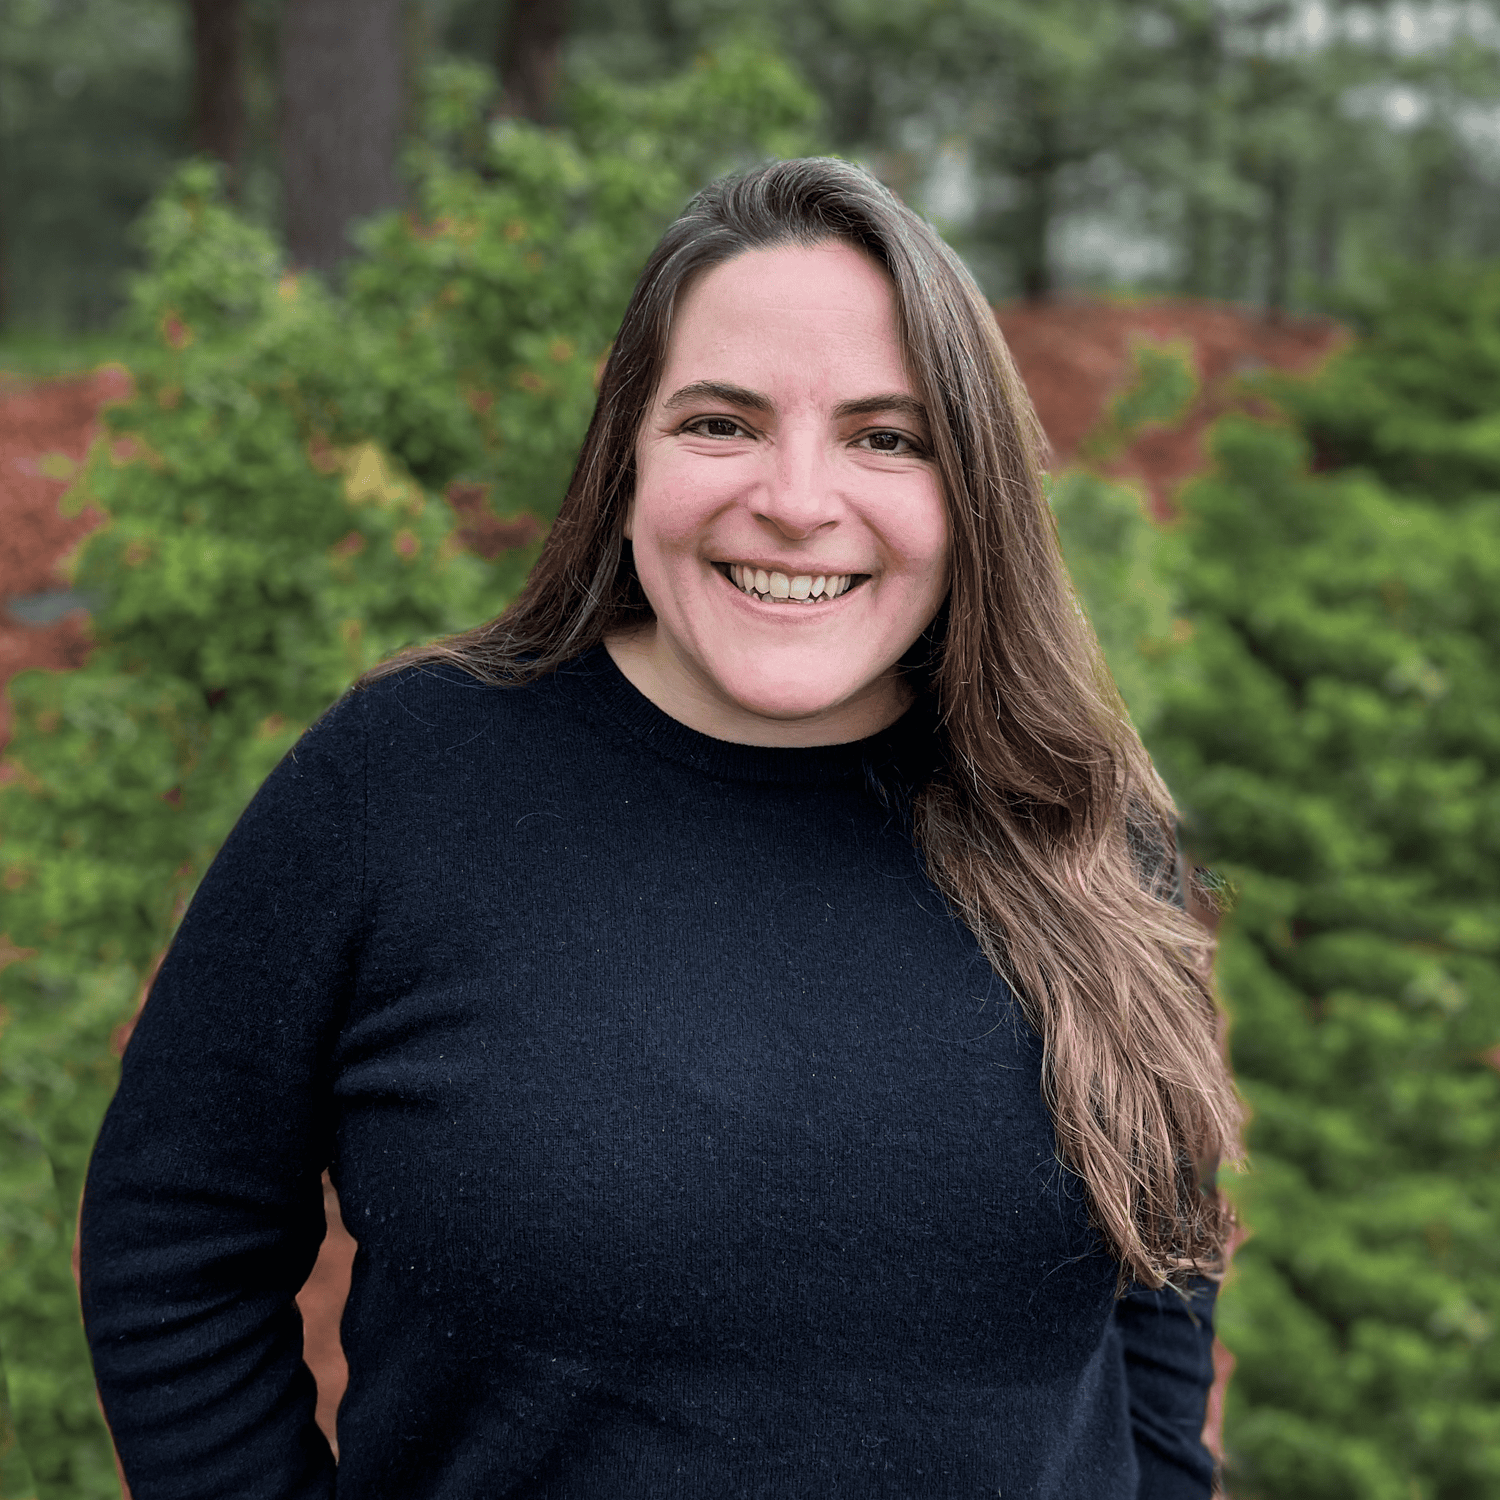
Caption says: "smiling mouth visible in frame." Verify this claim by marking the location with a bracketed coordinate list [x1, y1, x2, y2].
[717, 563, 866, 603]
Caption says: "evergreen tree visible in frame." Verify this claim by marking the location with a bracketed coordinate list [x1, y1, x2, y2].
[1276, 262, 1500, 502]
[0, 0, 189, 331]
[1146, 312, 1500, 1496]
[8, 0, 1500, 330]
[1050, 308, 1500, 1496]
[553, 0, 1500, 303]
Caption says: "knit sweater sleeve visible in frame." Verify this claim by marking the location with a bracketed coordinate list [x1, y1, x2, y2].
[78, 693, 367, 1500]
[1117, 816, 1220, 1497]
[1117, 1277, 1219, 1497]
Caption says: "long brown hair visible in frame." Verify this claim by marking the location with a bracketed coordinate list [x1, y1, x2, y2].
[365, 157, 1240, 1288]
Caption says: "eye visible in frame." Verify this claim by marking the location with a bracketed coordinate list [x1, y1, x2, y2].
[856, 429, 924, 456]
[684, 415, 751, 440]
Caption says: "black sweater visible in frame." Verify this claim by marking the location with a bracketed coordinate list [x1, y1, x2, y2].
[80, 648, 1218, 1498]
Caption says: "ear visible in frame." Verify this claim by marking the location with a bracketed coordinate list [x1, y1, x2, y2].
[622, 494, 635, 541]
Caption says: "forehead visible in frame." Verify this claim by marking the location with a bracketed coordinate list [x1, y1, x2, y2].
[659, 242, 910, 394]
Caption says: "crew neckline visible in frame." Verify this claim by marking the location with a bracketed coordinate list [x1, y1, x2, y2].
[549, 644, 938, 789]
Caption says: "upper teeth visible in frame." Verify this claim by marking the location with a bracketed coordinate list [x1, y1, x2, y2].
[728, 565, 854, 601]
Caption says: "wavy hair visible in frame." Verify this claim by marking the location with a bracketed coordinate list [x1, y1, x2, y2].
[363, 157, 1241, 1288]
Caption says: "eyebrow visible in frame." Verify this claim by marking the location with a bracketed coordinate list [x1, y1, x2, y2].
[659, 381, 929, 426]
[660, 380, 773, 414]
[833, 393, 928, 424]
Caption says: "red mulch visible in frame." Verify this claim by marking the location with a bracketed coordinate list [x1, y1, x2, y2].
[996, 297, 1346, 516]
[2, 300, 1348, 1480]
[0, 368, 129, 746]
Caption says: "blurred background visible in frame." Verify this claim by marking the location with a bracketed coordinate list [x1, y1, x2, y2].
[6, 0, 1500, 335]
[2, 4, 1500, 1498]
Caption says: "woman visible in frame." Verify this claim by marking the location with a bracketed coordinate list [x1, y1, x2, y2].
[81, 158, 1240, 1498]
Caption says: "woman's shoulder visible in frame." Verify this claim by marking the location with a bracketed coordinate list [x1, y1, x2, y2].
[346, 657, 508, 721]
[306, 656, 600, 787]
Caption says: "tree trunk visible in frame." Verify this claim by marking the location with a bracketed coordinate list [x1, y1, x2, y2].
[1180, 10, 1224, 298]
[0, 195, 8, 331]
[1016, 169, 1054, 301]
[1014, 135, 1058, 302]
[1263, 162, 1293, 321]
[1011, 100, 1059, 303]
[1410, 142, 1458, 263]
[496, 0, 570, 124]
[1313, 198, 1339, 287]
[279, 0, 407, 273]
[1182, 198, 1215, 299]
[189, 0, 246, 198]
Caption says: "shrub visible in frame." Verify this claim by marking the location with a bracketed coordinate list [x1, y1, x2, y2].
[1056, 322, 1500, 1496]
[1153, 394, 1500, 1496]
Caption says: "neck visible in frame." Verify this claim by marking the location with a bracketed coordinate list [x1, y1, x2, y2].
[603, 626, 914, 747]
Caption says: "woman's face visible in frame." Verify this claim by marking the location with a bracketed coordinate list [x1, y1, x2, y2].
[609, 240, 950, 746]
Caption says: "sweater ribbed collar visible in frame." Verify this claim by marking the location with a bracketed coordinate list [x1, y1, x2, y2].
[549, 645, 938, 790]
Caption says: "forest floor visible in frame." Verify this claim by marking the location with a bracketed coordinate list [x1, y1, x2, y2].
[0, 298, 1347, 1479]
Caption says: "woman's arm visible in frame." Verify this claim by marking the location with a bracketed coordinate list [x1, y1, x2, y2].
[79, 693, 367, 1499]
[1116, 1277, 1220, 1498]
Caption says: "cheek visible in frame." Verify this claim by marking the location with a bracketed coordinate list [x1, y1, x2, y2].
[884, 485, 951, 586]
[633, 474, 728, 557]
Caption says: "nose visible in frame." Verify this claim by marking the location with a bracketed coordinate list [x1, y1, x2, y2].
[753, 429, 840, 540]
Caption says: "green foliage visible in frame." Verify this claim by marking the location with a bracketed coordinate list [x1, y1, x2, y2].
[0, 46, 818, 1494]
[1145, 321, 1500, 1495]
[1103, 339, 1199, 439]
[1051, 465, 1179, 738]
[351, 46, 817, 516]
[0, 968, 134, 1500]
[10, 0, 1500, 341]
[1054, 285, 1500, 1498]
[0, 0, 189, 332]
[1, 1341, 39, 1500]
[13, 0, 1500, 333]
[1050, 341, 1199, 739]
[563, 0, 1500, 303]
[1273, 261, 1500, 503]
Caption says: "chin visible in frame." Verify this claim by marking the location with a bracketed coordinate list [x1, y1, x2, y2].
[714, 662, 879, 723]
[731, 693, 846, 724]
